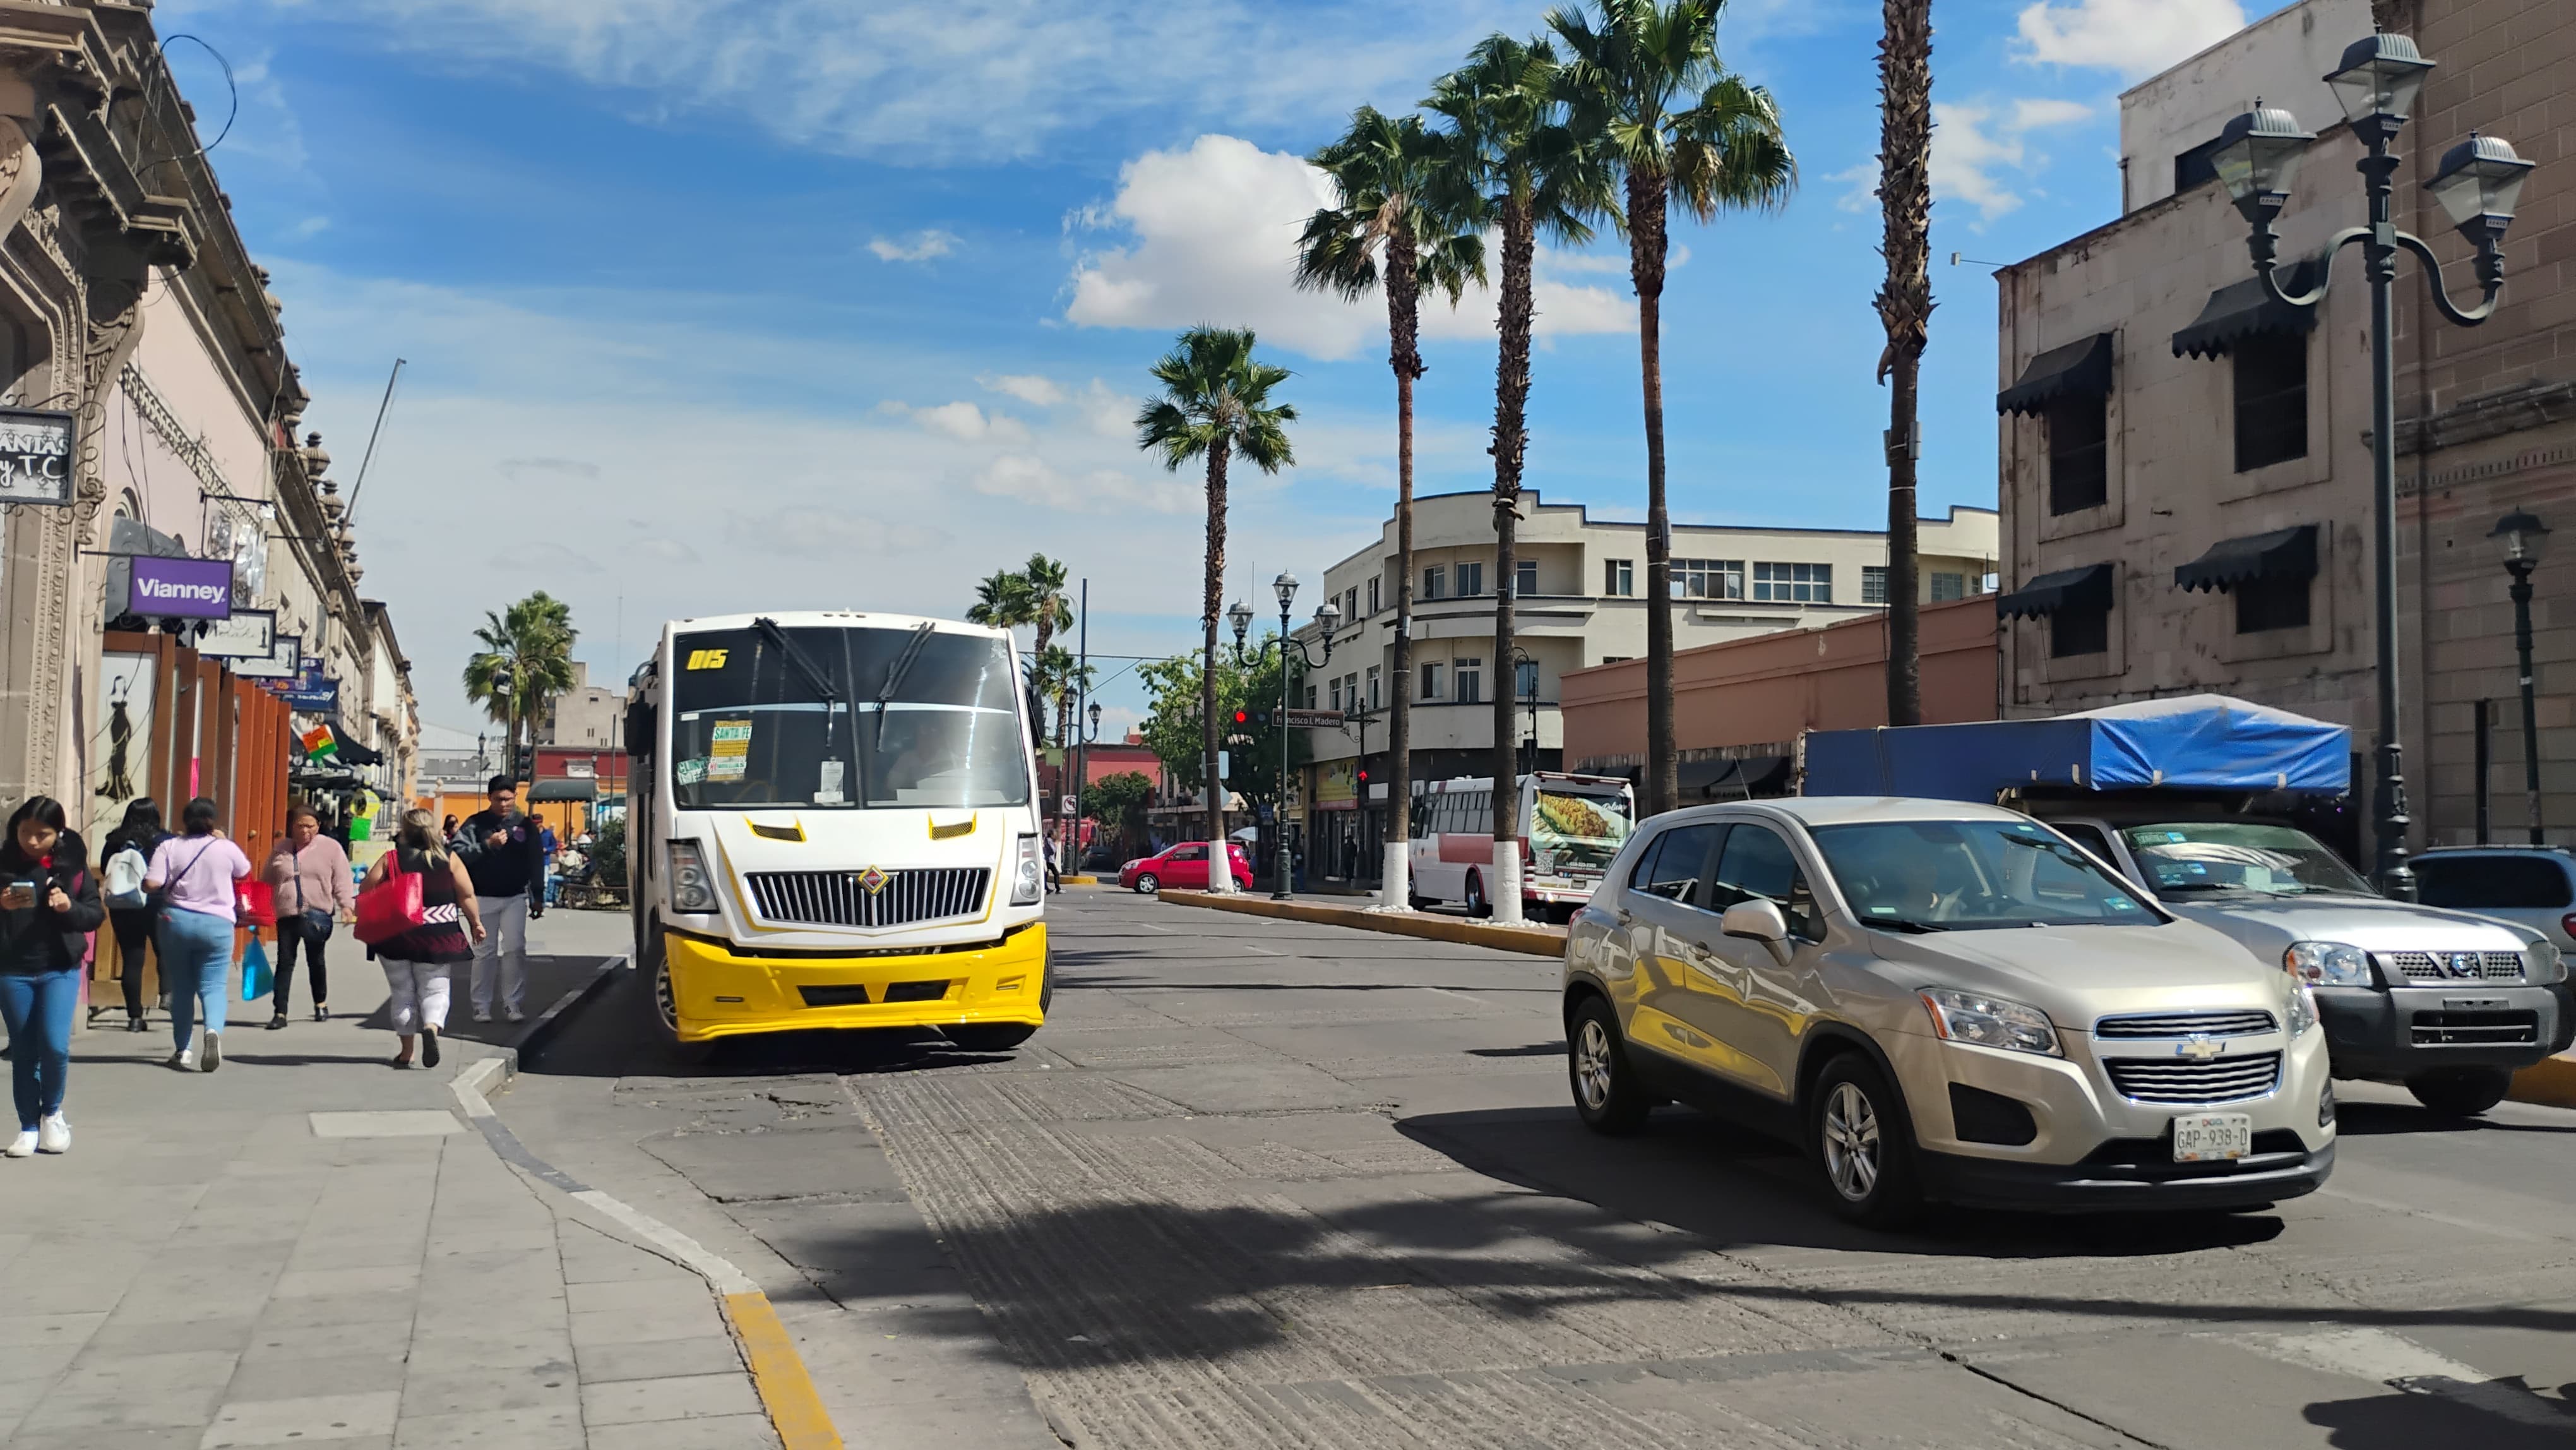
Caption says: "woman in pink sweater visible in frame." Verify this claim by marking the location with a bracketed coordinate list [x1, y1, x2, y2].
[263, 803, 355, 1028]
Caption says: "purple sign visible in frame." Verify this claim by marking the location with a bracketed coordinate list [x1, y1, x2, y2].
[128, 556, 234, 620]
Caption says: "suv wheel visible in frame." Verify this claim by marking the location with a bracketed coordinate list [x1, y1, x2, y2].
[1568, 996, 1649, 1135]
[1812, 1054, 1923, 1228]
[2407, 1067, 2515, 1117]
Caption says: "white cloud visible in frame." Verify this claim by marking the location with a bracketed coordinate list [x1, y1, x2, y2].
[730, 508, 952, 558]
[972, 455, 1201, 515]
[881, 399, 1030, 443]
[1064, 134, 1631, 361]
[2013, 0, 2246, 81]
[868, 229, 957, 263]
[289, 216, 332, 239]
[979, 373, 1066, 407]
[1831, 97, 2094, 226]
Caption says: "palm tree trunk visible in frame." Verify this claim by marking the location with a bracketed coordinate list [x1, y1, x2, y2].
[1489, 195, 1535, 923]
[1383, 229, 1425, 908]
[1876, 0, 1934, 728]
[1202, 437, 1233, 886]
[1631, 171, 1678, 818]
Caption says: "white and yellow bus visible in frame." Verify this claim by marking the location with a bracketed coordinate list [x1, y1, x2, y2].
[624, 612, 1049, 1055]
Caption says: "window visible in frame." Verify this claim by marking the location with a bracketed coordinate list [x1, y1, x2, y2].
[1861, 566, 1888, 605]
[2173, 133, 2227, 195]
[1753, 561, 1832, 603]
[2233, 573, 2311, 634]
[2052, 822, 2116, 863]
[2051, 604, 2111, 657]
[1328, 677, 1343, 712]
[1455, 561, 1483, 597]
[1604, 558, 1634, 597]
[1171, 844, 1207, 861]
[1419, 661, 1444, 700]
[1306, 685, 1318, 710]
[1367, 577, 1380, 614]
[2416, 855, 2575, 909]
[1366, 667, 1381, 710]
[1600, 655, 1632, 665]
[2047, 395, 2109, 513]
[1708, 824, 1822, 940]
[1931, 572, 1965, 601]
[1630, 824, 1722, 908]
[1516, 559, 1538, 597]
[1423, 565, 1446, 601]
[1455, 658, 1482, 705]
[1673, 558, 1744, 600]
[1344, 587, 1359, 623]
[2233, 331, 2308, 471]
[1515, 658, 1539, 700]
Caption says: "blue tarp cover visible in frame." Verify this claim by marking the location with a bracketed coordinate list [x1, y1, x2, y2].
[1801, 695, 2350, 802]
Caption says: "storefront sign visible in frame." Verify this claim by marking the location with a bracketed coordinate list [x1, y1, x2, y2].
[1314, 758, 1357, 810]
[196, 608, 276, 661]
[0, 408, 73, 505]
[235, 632, 301, 681]
[128, 556, 234, 620]
[278, 674, 339, 712]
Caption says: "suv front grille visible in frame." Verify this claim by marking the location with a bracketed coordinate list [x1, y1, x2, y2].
[2411, 1009, 2539, 1046]
[746, 868, 990, 928]
[2105, 1052, 2282, 1105]
[2384, 950, 2524, 982]
[2094, 1010, 2277, 1039]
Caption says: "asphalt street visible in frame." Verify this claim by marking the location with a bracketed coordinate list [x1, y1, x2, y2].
[502, 889, 2576, 1449]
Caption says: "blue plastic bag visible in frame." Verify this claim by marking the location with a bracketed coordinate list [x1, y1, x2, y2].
[241, 936, 273, 1003]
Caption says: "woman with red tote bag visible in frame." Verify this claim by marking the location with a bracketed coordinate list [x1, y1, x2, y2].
[356, 809, 482, 1069]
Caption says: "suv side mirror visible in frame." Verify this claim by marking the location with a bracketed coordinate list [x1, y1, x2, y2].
[1720, 898, 1796, 965]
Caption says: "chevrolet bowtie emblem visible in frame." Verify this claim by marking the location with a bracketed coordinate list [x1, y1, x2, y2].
[2175, 1034, 2226, 1062]
[856, 865, 889, 895]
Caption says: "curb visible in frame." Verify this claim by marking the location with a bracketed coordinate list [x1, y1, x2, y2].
[1159, 889, 1569, 957]
[2509, 1053, 2576, 1109]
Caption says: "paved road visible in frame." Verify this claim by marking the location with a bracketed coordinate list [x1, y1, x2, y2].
[507, 889, 2576, 1449]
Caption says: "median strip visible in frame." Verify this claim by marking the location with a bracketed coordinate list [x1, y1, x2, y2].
[2510, 1052, 2576, 1110]
[1157, 889, 1568, 957]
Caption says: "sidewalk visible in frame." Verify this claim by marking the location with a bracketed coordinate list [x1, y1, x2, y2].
[0, 932, 777, 1450]
[1154, 886, 1571, 957]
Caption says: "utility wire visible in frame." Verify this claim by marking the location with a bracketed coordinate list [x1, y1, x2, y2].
[344, 357, 405, 520]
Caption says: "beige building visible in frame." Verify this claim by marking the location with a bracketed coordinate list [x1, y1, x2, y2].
[1993, 0, 2574, 852]
[541, 660, 626, 750]
[1289, 488, 1997, 881]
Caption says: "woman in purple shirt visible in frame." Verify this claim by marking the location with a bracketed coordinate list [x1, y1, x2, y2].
[144, 797, 253, 1073]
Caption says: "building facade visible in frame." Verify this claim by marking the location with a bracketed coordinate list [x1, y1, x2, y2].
[1289, 489, 1998, 882]
[540, 659, 626, 751]
[1993, 0, 2575, 851]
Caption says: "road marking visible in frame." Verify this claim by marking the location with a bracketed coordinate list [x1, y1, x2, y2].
[1244, 944, 1286, 956]
[2227, 1327, 2488, 1385]
[724, 1290, 846, 1450]
[2317, 1186, 2546, 1241]
[1424, 986, 1482, 1005]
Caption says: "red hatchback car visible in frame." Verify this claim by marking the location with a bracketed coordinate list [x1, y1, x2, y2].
[1119, 842, 1253, 893]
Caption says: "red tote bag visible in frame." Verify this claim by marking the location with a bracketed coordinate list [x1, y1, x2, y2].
[234, 878, 277, 927]
[353, 865, 425, 946]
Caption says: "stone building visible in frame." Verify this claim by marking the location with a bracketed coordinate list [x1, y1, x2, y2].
[1991, 0, 2574, 851]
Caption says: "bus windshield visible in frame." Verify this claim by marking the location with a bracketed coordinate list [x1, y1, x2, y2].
[1532, 789, 1633, 872]
[666, 625, 1030, 811]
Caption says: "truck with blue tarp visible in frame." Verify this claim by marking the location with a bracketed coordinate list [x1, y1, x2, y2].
[1801, 695, 2573, 1116]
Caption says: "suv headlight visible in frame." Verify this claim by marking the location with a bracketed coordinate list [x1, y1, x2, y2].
[2526, 938, 2566, 985]
[2286, 985, 2318, 1037]
[1919, 988, 2064, 1057]
[665, 840, 719, 914]
[1011, 834, 1043, 906]
[2284, 941, 2373, 986]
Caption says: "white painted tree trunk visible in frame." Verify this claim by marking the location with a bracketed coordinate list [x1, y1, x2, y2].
[1204, 838, 1236, 893]
[1489, 842, 1525, 926]
[1379, 841, 1410, 911]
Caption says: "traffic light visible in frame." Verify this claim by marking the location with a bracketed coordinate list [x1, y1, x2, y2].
[1234, 710, 1249, 724]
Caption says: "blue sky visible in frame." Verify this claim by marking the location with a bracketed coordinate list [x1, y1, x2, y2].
[158, 0, 2278, 737]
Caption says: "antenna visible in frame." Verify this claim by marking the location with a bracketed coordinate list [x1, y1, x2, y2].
[1949, 251, 2011, 269]
[343, 357, 407, 519]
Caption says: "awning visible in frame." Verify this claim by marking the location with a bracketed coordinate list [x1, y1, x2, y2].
[528, 779, 598, 803]
[2174, 524, 2318, 593]
[2171, 264, 2318, 359]
[1995, 563, 2114, 620]
[1679, 755, 1793, 800]
[331, 723, 384, 767]
[1996, 333, 2114, 416]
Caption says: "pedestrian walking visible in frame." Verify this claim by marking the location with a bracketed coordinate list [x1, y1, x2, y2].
[363, 808, 483, 1069]
[143, 798, 252, 1073]
[100, 798, 169, 1033]
[459, 776, 545, 1022]
[1045, 834, 1062, 894]
[263, 803, 355, 1029]
[0, 797, 104, 1157]
[441, 813, 458, 841]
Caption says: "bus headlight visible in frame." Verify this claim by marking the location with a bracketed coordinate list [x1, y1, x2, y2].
[1011, 834, 1043, 906]
[666, 841, 719, 914]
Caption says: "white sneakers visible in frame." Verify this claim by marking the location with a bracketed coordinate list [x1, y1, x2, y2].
[37, 1114, 68, 1153]
[2, 1130, 32, 1158]
[169, 1049, 195, 1071]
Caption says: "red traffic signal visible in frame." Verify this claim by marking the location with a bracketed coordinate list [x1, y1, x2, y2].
[1233, 710, 1249, 724]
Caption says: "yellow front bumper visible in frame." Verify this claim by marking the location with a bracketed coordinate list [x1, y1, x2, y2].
[664, 923, 1047, 1042]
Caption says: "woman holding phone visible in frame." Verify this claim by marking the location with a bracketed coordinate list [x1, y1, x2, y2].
[143, 798, 252, 1072]
[0, 796, 105, 1156]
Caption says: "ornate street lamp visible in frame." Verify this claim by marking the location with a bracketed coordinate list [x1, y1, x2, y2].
[1086, 700, 1103, 741]
[2490, 510, 2551, 844]
[1229, 574, 1339, 897]
[2215, 32, 2535, 897]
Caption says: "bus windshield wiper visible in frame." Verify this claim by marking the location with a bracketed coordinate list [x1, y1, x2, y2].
[873, 621, 936, 750]
[754, 616, 842, 761]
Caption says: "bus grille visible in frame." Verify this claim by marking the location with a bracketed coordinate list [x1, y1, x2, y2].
[746, 868, 990, 928]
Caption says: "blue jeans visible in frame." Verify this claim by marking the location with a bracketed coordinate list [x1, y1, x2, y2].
[159, 909, 235, 1053]
[0, 969, 78, 1129]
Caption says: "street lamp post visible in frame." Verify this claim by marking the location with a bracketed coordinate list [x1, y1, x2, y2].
[2214, 32, 2534, 899]
[2491, 510, 2551, 844]
[1231, 573, 1339, 899]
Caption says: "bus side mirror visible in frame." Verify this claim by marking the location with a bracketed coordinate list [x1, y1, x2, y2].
[626, 703, 655, 760]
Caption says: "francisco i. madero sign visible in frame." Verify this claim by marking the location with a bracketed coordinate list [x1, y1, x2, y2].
[129, 555, 234, 621]
[0, 407, 73, 505]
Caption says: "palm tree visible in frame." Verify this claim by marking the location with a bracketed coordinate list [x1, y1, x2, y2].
[1136, 327, 1297, 883]
[965, 570, 1036, 634]
[1553, 0, 1793, 817]
[1297, 106, 1486, 907]
[1021, 554, 1075, 666]
[1430, 33, 1614, 916]
[462, 590, 578, 779]
[1875, 0, 1932, 726]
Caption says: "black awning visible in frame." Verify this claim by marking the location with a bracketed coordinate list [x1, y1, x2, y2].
[2171, 264, 2319, 359]
[331, 722, 385, 767]
[528, 779, 599, 803]
[1996, 563, 2114, 620]
[1680, 755, 1793, 800]
[2174, 525, 2318, 593]
[1996, 333, 2114, 416]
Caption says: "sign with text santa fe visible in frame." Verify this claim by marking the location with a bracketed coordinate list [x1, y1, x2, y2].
[0, 408, 72, 505]
[128, 556, 234, 620]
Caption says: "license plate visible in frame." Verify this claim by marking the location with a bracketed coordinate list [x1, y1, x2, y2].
[2171, 1113, 2253, 1163]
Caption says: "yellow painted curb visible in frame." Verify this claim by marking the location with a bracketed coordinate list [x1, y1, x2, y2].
[1159, 889, 1568, 957]
[722, 1291, 844, 1450]
[1059, 875, 1100, 885]
[2508, 1053, 2576, 1110]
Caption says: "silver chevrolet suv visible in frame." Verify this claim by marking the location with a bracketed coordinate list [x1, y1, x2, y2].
[1563, 797, 2335, 1225]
